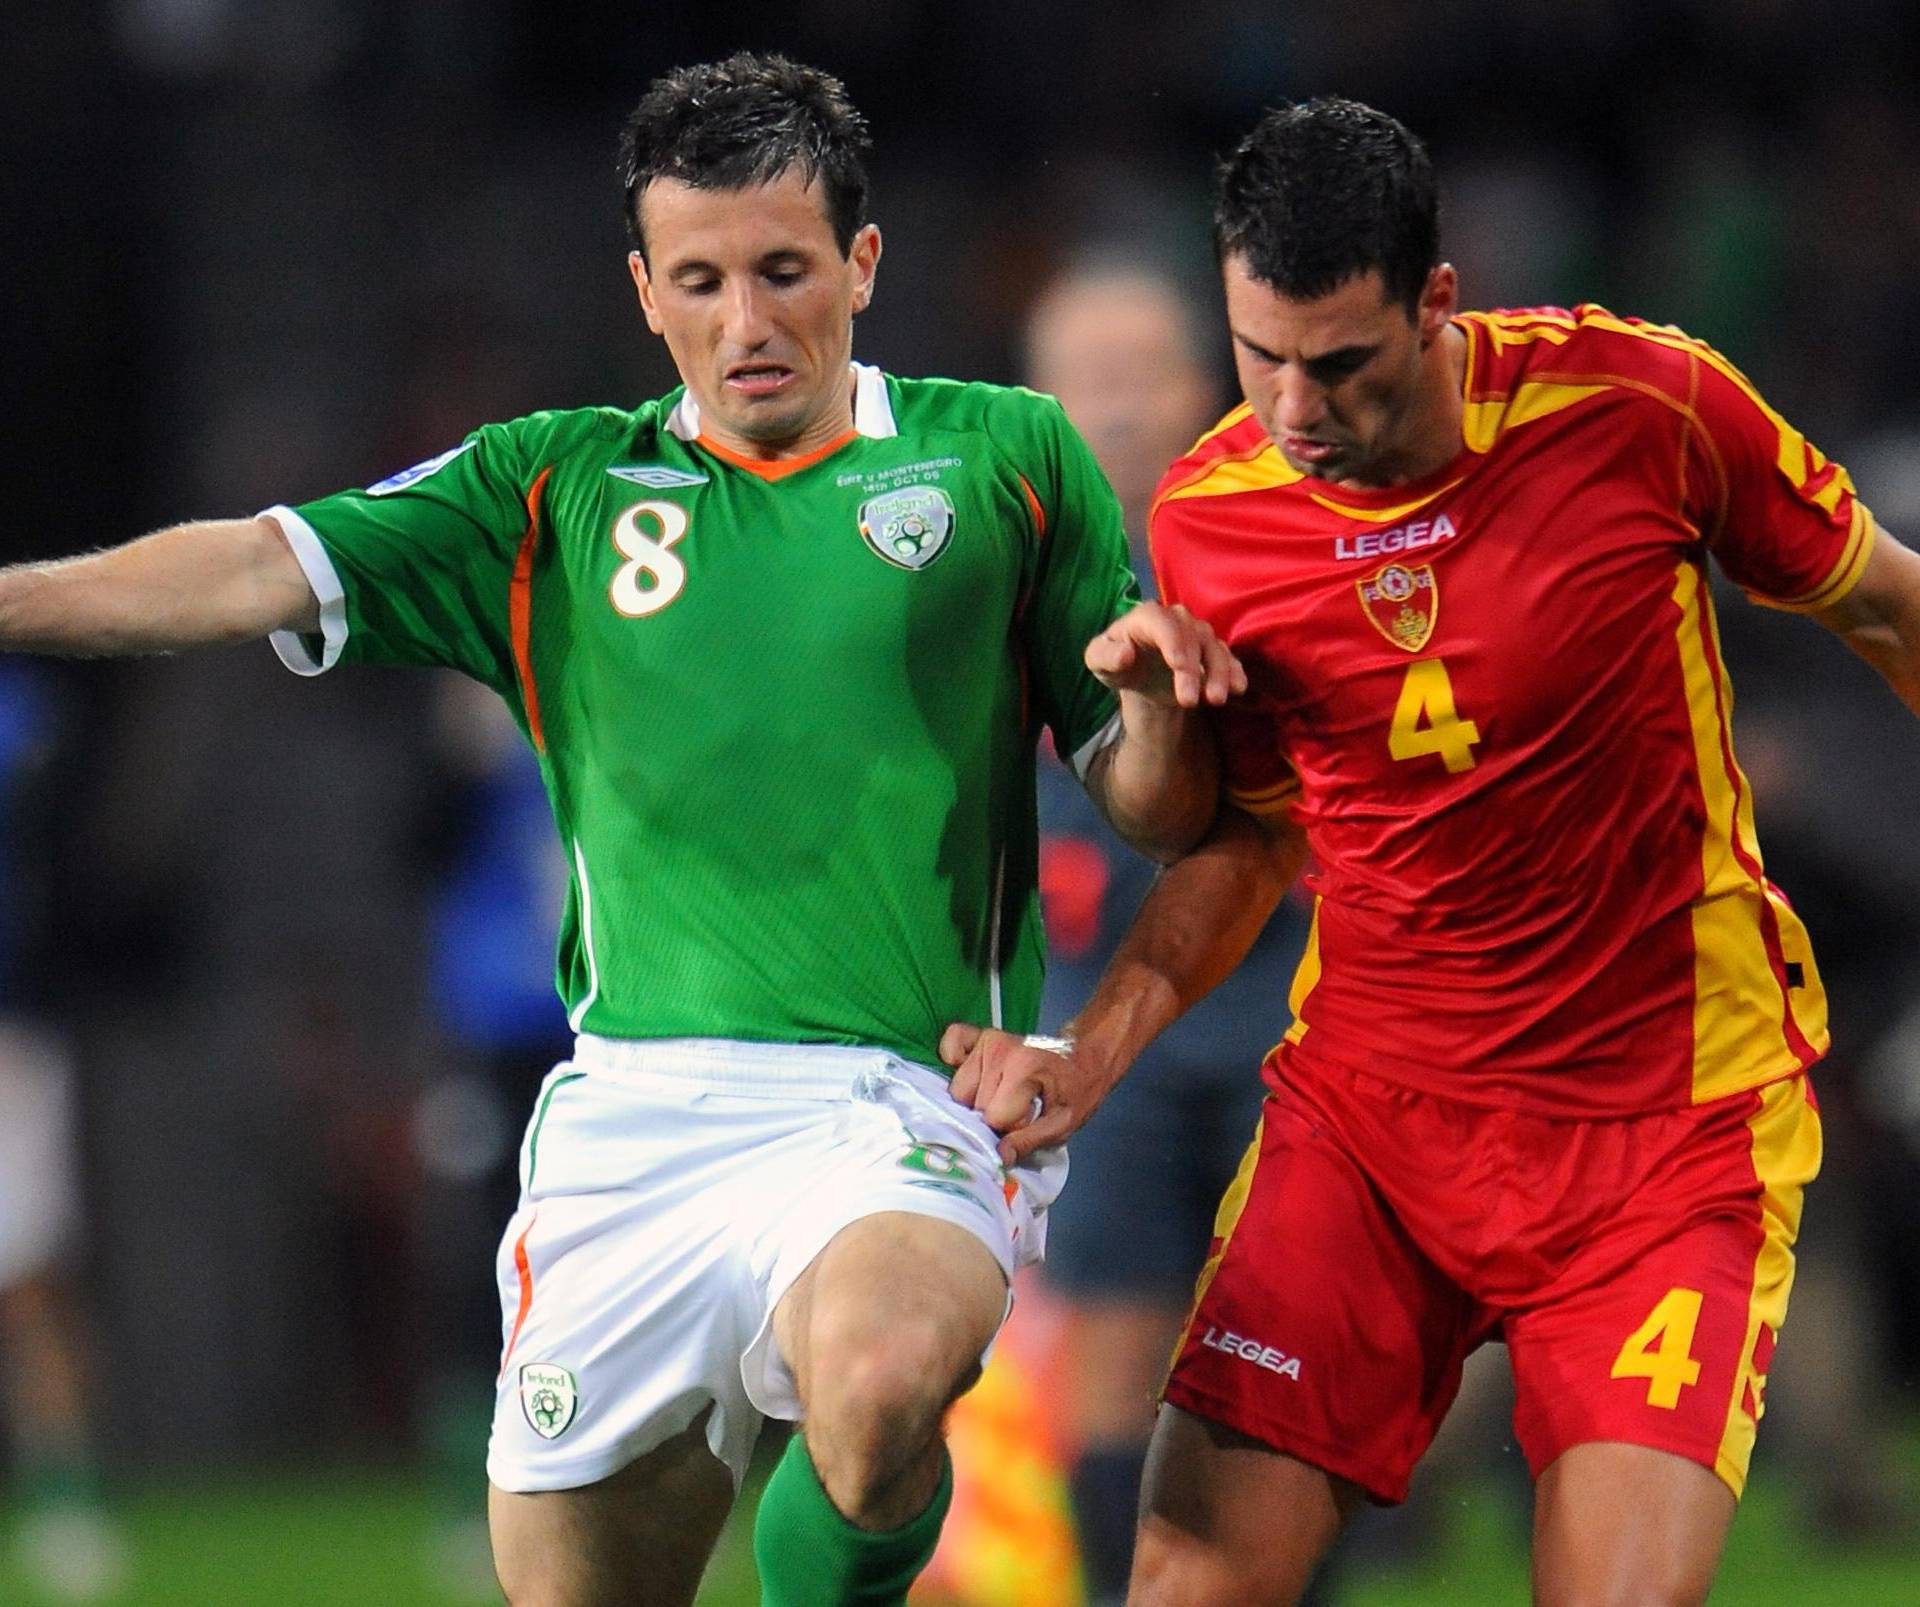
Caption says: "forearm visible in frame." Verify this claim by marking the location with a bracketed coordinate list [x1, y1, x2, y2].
[1839, 621, 1920, 716]
[1067, 806, 1308, 1087]
[1087, 691, 1220, 863]
[0, 518, 318, 656]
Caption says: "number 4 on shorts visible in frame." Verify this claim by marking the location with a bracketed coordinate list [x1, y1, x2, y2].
[1610, 1286, 1704, 1408]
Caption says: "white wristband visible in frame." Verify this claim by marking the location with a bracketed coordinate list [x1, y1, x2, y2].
[1021, 1033, 1075, 1056]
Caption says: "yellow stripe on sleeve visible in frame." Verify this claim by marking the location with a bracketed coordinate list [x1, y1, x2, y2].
[1758, 507, 1878, 614]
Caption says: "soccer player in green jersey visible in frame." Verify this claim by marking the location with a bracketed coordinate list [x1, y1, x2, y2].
[0, 53, 1243, 1607]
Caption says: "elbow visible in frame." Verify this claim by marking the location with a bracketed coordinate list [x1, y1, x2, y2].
[1112, 788, 1219, 866]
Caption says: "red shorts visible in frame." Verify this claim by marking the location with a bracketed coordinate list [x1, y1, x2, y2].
[1161, 1042, 1821, 1504]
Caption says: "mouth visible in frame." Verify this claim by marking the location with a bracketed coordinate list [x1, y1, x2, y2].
[1282, 434, 1341, 464]
[724, 361, 797, 398]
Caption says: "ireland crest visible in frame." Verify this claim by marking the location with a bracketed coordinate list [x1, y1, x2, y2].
[519, 1363, 579, 1440]
[859, 485, 955, 570]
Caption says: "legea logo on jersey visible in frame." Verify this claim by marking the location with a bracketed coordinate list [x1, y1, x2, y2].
[1358, 561, 1438, 652]
[519, 1363, 579, 1439]
[859, 485, 955, 571]
[367, 440, 476, 496]
[1334, 511, 1457, 562]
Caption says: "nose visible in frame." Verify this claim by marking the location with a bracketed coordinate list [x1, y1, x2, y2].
[722, 281, 775, 350]
[1272, 368, 1327, 435]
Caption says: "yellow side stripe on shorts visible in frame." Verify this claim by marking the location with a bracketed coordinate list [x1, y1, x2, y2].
[1165, 1117, 1266, 1386]
[1712, 1077, 1821, 1496]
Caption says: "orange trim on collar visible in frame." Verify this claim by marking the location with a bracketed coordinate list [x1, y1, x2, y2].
[696, 428, 859, 481]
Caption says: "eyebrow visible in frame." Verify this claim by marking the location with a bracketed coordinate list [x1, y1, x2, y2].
[1233, 331, 1380, 371]
[666, 247, 813, 280]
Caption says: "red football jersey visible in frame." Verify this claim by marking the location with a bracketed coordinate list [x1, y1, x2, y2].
[1150, 306, 1876, 1117]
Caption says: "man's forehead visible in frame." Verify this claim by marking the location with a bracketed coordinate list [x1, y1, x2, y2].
[639, 169, 836, 254]
[1223, 260, 1409, 356]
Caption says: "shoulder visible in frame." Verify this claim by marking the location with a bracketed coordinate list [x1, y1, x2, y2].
[1151, 404, 1298, 522]
[885, 373, 1075, 449]
[481, 402, 658, 466]
[1462, 304, 1714, 406]
[1452, 303, 1763, 461]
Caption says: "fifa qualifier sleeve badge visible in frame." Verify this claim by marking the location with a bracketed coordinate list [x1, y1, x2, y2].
[519, 1363, 580, 1439]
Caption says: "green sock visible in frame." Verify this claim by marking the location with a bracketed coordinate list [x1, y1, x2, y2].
[753, 1431, 952, 1607]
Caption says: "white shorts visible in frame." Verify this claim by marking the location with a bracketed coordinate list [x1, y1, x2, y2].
[0, 1023, 81, 1289]
[485, 1036, 1067, 1493]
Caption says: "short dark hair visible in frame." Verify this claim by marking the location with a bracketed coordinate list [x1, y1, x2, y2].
[618, 52, 872, 261]
[1213, 97, 1438, 314]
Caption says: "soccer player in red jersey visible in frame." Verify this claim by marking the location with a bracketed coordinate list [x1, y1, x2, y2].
[944, 98, 1920, 1604]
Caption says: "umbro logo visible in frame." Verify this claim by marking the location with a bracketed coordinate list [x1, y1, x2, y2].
[607, 465, 710, 489]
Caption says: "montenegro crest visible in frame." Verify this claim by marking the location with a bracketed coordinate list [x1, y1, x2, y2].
[1357, 561, 1437, 652]
[519, 1363, 579, 1440]
[859, 485, 955, 570]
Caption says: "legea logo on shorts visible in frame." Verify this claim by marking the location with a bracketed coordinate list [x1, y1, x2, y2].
[1201, 1325, 1303, 1380]
[520, 1363, 580, 1439]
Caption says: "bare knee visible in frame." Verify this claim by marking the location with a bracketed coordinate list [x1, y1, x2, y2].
[805, 1318, 970, 1516]
[1129, 1406, 1355, 1607]
[1532, 1444, 1733, 1607]
[1533, 1553, 1719, 1607]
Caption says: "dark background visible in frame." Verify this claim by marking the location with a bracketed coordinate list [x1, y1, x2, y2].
[4, 0, 1916, 1512]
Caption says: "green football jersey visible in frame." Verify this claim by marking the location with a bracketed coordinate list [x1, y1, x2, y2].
[266, 364, 1137, 1071]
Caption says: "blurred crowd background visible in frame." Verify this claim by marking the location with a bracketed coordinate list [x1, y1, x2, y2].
[3, 1, 1919, 1601]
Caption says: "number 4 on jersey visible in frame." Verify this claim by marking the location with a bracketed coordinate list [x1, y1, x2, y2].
[1388, 658, 1481, 773]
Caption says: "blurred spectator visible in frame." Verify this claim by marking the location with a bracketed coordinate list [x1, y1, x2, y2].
[0, 665, 128, 1600]
[1024, 260, 1310, 1606]
[413, 675, 570, 1594]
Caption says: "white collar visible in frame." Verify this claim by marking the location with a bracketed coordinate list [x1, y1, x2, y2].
[664, 362, 896, 443]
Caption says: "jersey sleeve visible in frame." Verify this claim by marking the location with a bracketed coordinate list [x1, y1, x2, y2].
[1006, 395, 1140, 777]
[262, 419, 539, 691]
[1682, 346, 1878, 612]
[1214, 696, 1302, 820]
[1150, 491, 1301, 820]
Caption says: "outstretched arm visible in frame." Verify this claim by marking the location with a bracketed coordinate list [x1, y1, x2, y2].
[0, 517, 317, 657]
[1081, 602, 1246, 863]
[944, 803, 1309, 1163]
[1815, 525, 1920, 716]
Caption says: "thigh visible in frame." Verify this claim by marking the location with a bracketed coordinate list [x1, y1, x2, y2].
[487, 1068, 773, 1496]
[1531, 1441, 1734, 1607]
[0, 1028, 79, 1289]
[489, 1406, 734, 1607]
[1505, 1075, 1821, 1498]
[1162, 1082, 1482, 1505]
[744, 1056, 1061, 1421]
[1133, 1402, 1365, 1607]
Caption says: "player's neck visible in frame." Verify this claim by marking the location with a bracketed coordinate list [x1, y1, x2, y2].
[698, 367, 859, 464]
[1367, 316, 1466, 485]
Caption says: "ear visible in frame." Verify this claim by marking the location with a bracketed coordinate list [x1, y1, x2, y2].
[1417, 263, 1458, 345]
[628, 251, 665, 336]
[848, 224, 882, 316]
